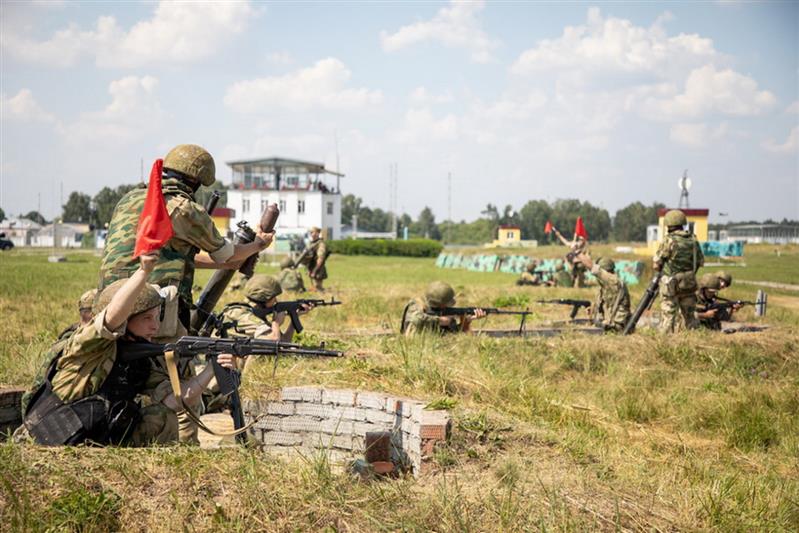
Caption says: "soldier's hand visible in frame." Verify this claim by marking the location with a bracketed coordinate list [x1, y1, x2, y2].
[255, 230, 275, 249]
[273, 311, 287, 326]
[706, 308, 718, 317]
[472, 308, 487, 319]
[216, 353, 237, 370]
[298, 303, 314, 315]
[439, 316, 454, 327]
[139, 253, 159, 274]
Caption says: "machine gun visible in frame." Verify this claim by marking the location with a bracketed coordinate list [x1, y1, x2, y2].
[190, 203, 280, 334]
[425, 306, 534, 334]
[117, 336, 342, 442]
[535, 299, 592, 320]
[265, 297, 342, 334]
[700, 294, 767, 321]
[623, 272, 662, 335]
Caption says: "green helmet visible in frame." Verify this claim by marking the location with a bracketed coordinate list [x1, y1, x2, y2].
[78, 288, 98, 311]
[717, 270, 732, 287]
[93, 280, 163, 317]
[163, 144, 216, 186]
[280, 257, 294, 269]
[699, 273, 721, 290]
[424, 281, 455, 308]
[664, 209, 687, 227]
[598, 257, 615, 273]
[245, 275, 283, 303]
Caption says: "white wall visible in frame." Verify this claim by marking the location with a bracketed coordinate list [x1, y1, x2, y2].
[228, 190, 341, 239]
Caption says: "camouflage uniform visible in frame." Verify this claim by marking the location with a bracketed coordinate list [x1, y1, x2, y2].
[696, 274, 724, 330]
[555, 264, 574, 288]
[302, 237, 328, 281]
[517, 260, 543, 286]
[23, 309, 178, 446]
[402, 298, 458, 335]
[589, 263, 631, 332]
[569, 240, 588, 288]
[277, 257, 305, 292]
[654, 230, 704, 333]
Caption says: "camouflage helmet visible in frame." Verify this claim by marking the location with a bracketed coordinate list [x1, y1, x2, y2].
[664, 209, 687, 227]
[309, 226, 321, 234]
[699, 273, 721, 291]
[280, 256, 294, 269]
[598, 257, 615, 272]
[245, 275, 283, 303]
[716, 270, 732, 287]
[78, 288, 98, 311]
[424, 281, 456, 308]
[93, 279, 163, 317]
[163, 144, 216, 186]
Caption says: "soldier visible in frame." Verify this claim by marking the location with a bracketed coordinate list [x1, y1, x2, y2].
[56, 288, 98, 342]
[99, 144, 275, 443]
[653, 210, 704, 333]
[554, 260, 574, 288]
[696, 273, 740, 330]
[516, 259, 544, 286]
[277, 256, 306, 293]
[715, 270, 733, 289]
[553, 228, 588, 287]
[576, 253, 631, 332]
[301, 226, 329, 291]
[401, 281, 486, 335]
[19, 254, 236, 446]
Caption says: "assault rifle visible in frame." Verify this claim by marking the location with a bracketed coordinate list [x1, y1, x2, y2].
[265, 297, 342, 334]
[117, 336, 342, 442]
[623, 272, 662, 335]
[700, 294, 768, 321]
[291, 247, 311, 269]
[190, 203, 280, 334]
[427, 306, 533, 334]
[536, 299, 591, 320]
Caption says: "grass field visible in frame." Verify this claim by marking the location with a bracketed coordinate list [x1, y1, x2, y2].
[1, 245, 798, 532]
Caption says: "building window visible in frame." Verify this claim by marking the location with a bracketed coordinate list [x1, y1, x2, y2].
[326, 201, 333, 215]
[279, 200, 286, 212]
[507, 231, 514, 239]
[242, 199, 250, 214]
[297, 200, 306, 214]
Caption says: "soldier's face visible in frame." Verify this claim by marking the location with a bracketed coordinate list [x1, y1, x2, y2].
[127, 306, 161, 341]
[310, 230, 320, 239]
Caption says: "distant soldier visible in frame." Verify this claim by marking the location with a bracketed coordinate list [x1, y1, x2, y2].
[516, 259, 544, 286]
[695, 273, 740, 330]
[576, 253, 631, 332]
[277, 256, 306, 293]
[300, 226, 329, 291]
[56, 289, 98, 342]
[554, 260, 574, 288]
[553, 227, 588, 287]
[401, 281, 486, 335]
[653, 210, 704, 333]
[715, 270, 733, 289]
[98, 144, 274, 444]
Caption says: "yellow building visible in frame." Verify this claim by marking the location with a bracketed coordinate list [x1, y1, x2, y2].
[635, 207, 709, 256]
[495, 225, 521, 245]
[210, 207, 236, 236]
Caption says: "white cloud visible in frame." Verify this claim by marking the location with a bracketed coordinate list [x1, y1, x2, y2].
[266, 51, 294, 66]
[224, 58, 383, 113]
[64, 75, 162, 144]
[512, 7, 716, 75]
[762, 127, 799, 154]
[380, 0, 499, 63]
[786, 101, 799, 114]
[638, 65, 776, 120]
[394, 108, 459, 144]
[409, 87, 454, 105]
[1, 89, 57, 124]
[2, 1, 255, 68]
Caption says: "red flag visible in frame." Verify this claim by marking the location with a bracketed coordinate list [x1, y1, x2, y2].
[544, 220, 553, 234]
[133, 159, 174, 258]
[573, 216, 588, 240]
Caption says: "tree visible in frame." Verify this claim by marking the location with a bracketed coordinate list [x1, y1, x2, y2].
[0, 207, 5, 223]
[23, 211, 47, 225]
[550, 199, 611, 242]
[613, 201, 664, 242]
[413, 207, 440, 240]
[480, 203, 499, 222]
[518, 199, 553, 242]
[93, 184, 137, 228]
[341, 194, 363, 227]
[62, 191, 92, 223]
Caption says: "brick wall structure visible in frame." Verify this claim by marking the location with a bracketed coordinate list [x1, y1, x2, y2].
[242, 387, 451, 476]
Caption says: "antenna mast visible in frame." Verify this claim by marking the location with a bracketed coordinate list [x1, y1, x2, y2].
[678, 169, 691, 209]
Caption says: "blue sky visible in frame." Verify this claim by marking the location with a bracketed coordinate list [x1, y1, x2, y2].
[2, 1, 797, 223]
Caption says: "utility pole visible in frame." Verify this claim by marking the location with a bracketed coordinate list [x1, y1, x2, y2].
[447, 171, 452, 244]
[335, 131, 340, 193]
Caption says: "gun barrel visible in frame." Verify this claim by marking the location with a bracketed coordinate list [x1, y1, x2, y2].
[623, 272, 662, 335]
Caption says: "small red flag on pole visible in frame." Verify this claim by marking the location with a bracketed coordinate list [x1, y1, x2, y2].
[573, 216, 588, 240]
[544, 220, 553, 234]
[133, 159, 174, 258]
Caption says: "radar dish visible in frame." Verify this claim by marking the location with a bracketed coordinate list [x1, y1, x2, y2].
[678, 176, 692, 191]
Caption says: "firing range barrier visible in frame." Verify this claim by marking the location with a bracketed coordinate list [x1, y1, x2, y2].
[436, 253, 645, 285]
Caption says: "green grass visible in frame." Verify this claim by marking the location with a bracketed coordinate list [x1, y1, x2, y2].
[1, 246, 799, 531]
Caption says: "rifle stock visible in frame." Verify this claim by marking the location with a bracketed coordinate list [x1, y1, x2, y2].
[623, 271, 662, 335]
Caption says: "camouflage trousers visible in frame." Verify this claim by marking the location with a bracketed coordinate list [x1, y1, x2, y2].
[129, 404, 180, 446]
[659, 291, 699, 333]
[572, 264, 586, 288]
